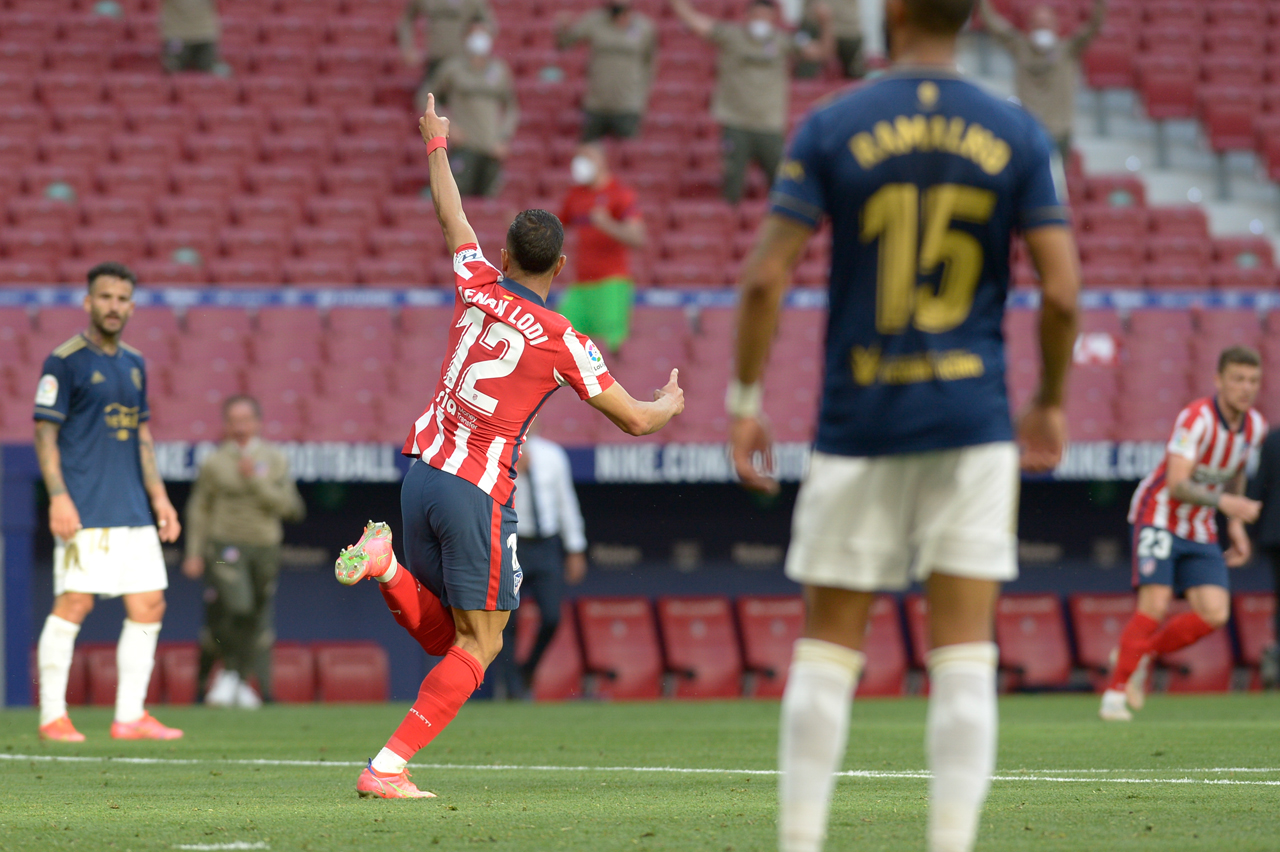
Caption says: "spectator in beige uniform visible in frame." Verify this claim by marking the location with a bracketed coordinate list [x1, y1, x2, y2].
[979, 0, 1105, 160]
[671, 0, 833, 204]
[426, 18, 519, 197]
[182, 395, 305, 707]
[398, 0, 495, 87]
[160, 0, 220, 73]
[556, 0, 658, 142]
[797, 0, 862, 79]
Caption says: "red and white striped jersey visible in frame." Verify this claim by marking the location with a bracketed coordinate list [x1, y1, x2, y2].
[1128, 397, 1267, 543]
[403, 243, 615, 505]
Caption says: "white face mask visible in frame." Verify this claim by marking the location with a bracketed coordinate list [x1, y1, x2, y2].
[1030, 28, 1056, 51]
[747, 18, 773, 41]
[465, 30, 492, 56]
[570, 154, 598, 185]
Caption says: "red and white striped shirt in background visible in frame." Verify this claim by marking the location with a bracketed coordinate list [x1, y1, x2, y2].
[1128, 397, 1267, 544]
[403, 243, 615, 505]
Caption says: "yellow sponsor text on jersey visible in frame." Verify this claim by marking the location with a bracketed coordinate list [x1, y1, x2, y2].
[849, 115, 1012, 176]
[104, 403, 140, 440]
[851, 346, 985, 387]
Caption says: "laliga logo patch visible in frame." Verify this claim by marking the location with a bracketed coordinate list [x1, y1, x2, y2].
[35, 374, 58, 407]
[1139, 558, 1156, 577]
[584, 339, 607, 374]
[458, 249, 480, 264]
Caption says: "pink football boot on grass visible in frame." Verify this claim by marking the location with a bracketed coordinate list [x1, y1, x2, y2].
[356, 760, 436, 799]
[110, 713, 183, 740]
[335, 521, 395, 585]
[39, 715, 86, 742]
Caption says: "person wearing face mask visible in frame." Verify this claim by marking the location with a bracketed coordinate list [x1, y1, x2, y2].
[670, 0, 835, 204]
[422, 18, 519, 197]
[556, 0, 658, 142]
[978, 0, 1104, 161]
[398, 0, 495, 94]
[557, 143, 646, 352]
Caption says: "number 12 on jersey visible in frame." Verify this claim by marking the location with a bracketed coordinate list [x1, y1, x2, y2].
[443, 306, 526, 416]
[861, 183, 996, 335]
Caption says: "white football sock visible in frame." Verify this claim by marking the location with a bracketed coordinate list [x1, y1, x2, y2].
[372, 747, 408, 774]
[778, 638, 866, 852]
[38, 615, 81, 726]
[115, 619, 161, 724]
[374, 554, 400, 583]
[926, 642, 998, 852]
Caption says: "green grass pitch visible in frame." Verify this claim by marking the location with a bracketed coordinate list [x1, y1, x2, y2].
[1, 694, 1278, 851]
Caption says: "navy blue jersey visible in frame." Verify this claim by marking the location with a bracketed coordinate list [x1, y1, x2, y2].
[33, 334, 154, 528]
[770, 69, 1069, 457]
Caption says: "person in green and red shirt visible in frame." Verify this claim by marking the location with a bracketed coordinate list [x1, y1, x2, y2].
[557, 143, 647, 353]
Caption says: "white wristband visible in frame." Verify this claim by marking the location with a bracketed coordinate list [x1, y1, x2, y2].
[725, 379, 763, 418]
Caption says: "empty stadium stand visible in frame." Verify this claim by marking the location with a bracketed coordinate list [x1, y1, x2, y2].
[656, 595, 744, 699]
[512, 600, 585, 701]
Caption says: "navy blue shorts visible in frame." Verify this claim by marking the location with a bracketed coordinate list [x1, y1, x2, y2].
[400, 461, 522, 612]
[1131, 525, 1229, 594]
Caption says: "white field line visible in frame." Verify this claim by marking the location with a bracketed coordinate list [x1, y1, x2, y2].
[3, 753, 1280, 785]
[173, 844, 268, 851]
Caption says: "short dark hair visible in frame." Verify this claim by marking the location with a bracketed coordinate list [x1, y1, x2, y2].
[86, 261, 137, 293]
[506, 209, 564, 275]
[904, 0, 976, 34]
[222, 394, 263, 419]
[1219, 345, 1262, 374]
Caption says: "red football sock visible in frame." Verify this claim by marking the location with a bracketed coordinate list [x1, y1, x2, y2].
[1108, 612, 1160, 691]
[386, 647, 483, 761]
[380, 567, 456, 656]
[1149, 611, 1215, 656]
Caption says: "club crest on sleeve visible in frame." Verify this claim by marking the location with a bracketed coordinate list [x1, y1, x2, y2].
[35, 374, 58, 406]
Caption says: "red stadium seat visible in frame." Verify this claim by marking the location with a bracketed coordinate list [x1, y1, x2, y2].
[47, 43, 110, 76]
[155, 197, 228, 233]
[1232, 592, 1275, 679]
[858, 595, 909, 697]
[170, 164, 244, 201]
[293, 227, 360, 264]
[74, 229, 144, 264]
[220, 227, 288, 264]
[576, 597, 663, 699]
[171, 74, 239, 109]
[307, 197, 378, 236]
[0, 43, 41, 76]
[52, 105, 125, 139]
[9, 198, 76, 232]
[903, 593, 930, 670]
[184, 306, 253, 343]
[1067, 593, 1134, 690]
[656, 596, 743, 698]
[85, 643, 163, 707]
[208, 258, 284, 286]
[2, 230, 69, 265]
[133, 260, 208, 286]
[1160, 600, 1234, 692]
[260, 16, 323, 50]
[1083, 30, 1135, 89]
[1210, 266, 1275, 290]
[0, 260, 55, 286]
[282, 258, 356, 285]
[148, 229, 219, 267]
[231, 197, 302, 232]
[245, 165, 320, 202]
[251, 46, 316, 76]
[80, 197, 149, 232]
[511, 600, 584, 701]
[356, 258, 427, 285]
[1213, 237, 1274, 269]
[995, 594, 1072, 690]
[734, 595, 803, 697]
[1146, 205, 1209, 239]
[242, 76, 308, 110]
[38, 73, 105, 109]
[368, 229, 432, 264]
[309, 77, 368, 109]
[157, 642, 199, 704]
[272, 642, 318, 703]
[110, 134, 181, 169]
[313, 641, 388, 702]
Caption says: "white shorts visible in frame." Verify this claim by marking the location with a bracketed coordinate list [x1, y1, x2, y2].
[54, 526, 169, 598]
[785, 442, 1019, 592]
